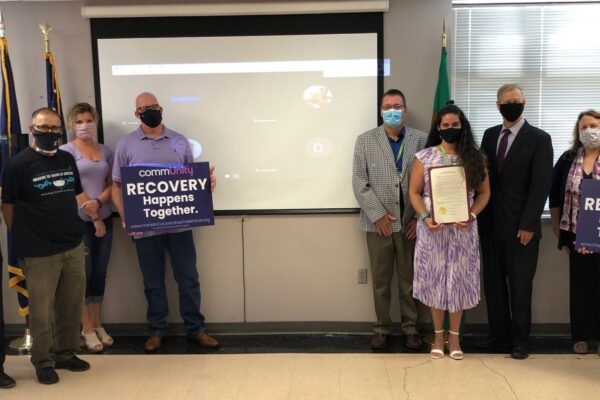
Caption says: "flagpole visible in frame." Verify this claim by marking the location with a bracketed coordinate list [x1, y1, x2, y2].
[39, 22, 67, 144]
[424, 18, 452, 349]
[442, 18, 447, 49]
[0, 11, 32, 352]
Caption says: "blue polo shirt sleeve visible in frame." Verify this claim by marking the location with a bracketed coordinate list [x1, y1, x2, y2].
[184, 137, 193, 163]
[112, 139, 128, 183]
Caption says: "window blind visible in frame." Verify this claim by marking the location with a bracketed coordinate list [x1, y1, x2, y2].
[452, 3, 600, 163]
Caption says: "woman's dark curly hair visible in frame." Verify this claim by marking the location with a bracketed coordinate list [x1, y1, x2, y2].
[426, 102, 486, 191]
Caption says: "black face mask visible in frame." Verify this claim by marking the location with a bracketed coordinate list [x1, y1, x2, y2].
[499, 103, 524, 123]
[32, 131, 61, 153]
[439, 128, 462, 144]
[140, 109, 162, 128]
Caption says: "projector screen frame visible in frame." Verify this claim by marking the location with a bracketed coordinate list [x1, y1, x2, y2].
[90, 13, 384, 216]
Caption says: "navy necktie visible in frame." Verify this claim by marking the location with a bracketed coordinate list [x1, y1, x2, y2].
[496, 129, 511, 168]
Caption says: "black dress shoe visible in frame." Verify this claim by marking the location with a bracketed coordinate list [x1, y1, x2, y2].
[0, 371, 16, 388]
[55, 356, 90, 372]
[474, 336, 509, 349]
[511, 345, 529, 360]
[36, 367, 59, 385]
[370, 332, 388, 349]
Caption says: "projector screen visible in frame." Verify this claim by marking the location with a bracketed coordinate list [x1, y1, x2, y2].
[92, 14, 383, 214]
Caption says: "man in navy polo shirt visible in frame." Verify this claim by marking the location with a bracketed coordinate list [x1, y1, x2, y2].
[111, 92, 218, 351]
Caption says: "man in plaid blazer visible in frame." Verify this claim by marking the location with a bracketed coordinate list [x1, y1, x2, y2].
[353, 89, 428, 349]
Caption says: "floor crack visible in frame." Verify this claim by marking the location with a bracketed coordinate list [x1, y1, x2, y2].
[480, 357, 519, 400]
[402, 359, 432, 400]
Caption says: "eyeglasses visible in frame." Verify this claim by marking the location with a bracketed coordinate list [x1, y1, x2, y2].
[136, 104, 161, 113]
[32, 124, 63, 134]
[382, 104, 405, 111]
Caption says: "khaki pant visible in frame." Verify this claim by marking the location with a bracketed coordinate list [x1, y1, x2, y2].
[21, 242, 85, 370]
[367, 232, 419, 335]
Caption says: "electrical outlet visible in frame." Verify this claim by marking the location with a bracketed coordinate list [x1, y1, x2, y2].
[357, 268, 368, 284]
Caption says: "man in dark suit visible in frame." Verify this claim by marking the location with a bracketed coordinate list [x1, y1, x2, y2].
[477, 84, 553, 359]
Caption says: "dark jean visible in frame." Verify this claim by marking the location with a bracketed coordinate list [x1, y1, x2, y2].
[134, 230, 205, 336]
[83, 216, 113, 304]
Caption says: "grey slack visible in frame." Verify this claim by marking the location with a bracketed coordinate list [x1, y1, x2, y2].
[367, 232, 419, 335]
[21, 242, 85, 370]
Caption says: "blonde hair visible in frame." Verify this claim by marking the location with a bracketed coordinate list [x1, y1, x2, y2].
[66, 102, 99, 132]
[496, 83, 524, 100]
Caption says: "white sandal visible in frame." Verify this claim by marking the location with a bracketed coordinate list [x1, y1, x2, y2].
[95, 326, 114, 346]
[431, 329, 445, 359]
[573, 341, 588, 354]
[448, 330, 464, 360]
[82, 331, 103, 352]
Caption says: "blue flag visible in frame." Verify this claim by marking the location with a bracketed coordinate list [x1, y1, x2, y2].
[1, 37, 29, 317]
[45, 50, 66, 144]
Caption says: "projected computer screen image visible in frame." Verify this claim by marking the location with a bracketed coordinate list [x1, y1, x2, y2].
[96, 33, 379, 212]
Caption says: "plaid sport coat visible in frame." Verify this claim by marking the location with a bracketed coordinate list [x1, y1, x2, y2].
[352, 125, 428, 233]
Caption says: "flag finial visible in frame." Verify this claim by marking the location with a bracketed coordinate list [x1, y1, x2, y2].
[442, 18, 447, 49]
[0, 12, 5, 38]
[39, 22, 52, 52]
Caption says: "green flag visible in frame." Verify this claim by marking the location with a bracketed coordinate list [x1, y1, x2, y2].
[433, 39, 464, 338]
[432, 47, 450, 119]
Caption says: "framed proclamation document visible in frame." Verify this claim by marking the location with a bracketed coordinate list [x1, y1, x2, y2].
[429, 165, 470, 224]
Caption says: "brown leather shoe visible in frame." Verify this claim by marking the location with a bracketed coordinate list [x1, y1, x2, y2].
[405, 334, 423, 349]
[370, 332, 388, 349]
[192, 331, 219, 348]
[144, 335, 162, 351]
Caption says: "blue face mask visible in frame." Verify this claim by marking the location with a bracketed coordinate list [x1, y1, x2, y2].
[382, 109, 403, 128]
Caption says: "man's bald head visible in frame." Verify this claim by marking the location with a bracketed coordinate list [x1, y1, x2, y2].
[134, 92, 164, 130]
[135, 92, 159, 110]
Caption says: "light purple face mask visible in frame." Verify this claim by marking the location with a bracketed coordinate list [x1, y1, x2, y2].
[74, 122, 96, 140]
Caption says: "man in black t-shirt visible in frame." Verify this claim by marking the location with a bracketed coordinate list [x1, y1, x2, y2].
[1, 108, 100, 385]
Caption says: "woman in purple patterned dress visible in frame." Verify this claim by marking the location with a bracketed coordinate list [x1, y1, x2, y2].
[408, 103, 490, 360]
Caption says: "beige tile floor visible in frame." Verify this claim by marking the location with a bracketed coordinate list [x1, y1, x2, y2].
[2, 353, 600, 400]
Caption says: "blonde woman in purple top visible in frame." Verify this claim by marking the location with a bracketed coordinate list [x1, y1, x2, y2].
[61, 103, 114, 352]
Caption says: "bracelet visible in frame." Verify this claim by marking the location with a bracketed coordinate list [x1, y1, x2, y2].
[95, 198, 103, 207]
[418, 212, 430, 221]
[470, 212, 477, 220]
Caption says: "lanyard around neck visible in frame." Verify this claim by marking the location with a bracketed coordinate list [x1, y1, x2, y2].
[395, 139, 405, 164]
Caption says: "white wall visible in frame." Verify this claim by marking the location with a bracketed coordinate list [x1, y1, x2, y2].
[1, 0, 571, 328]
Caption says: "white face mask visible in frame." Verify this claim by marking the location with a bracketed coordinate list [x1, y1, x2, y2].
[579, 127, 600, 149]
[74, 122, 96, 140]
